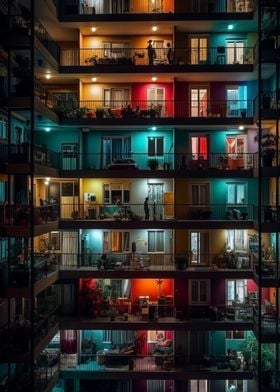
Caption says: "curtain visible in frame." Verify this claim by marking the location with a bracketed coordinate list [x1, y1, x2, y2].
[147, 381, 165, 392]
[62, 231, 78, 266]
[60, 330, 77, 354]
[102, 330, 135, 345]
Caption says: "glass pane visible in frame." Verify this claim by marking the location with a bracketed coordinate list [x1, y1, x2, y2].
[191, 280, 199, 302]
[199, 281, 208, 302]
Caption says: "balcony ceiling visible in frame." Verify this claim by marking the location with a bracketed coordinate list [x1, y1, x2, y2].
[37, 70, 258, 85]
[51, 19, 257, 40]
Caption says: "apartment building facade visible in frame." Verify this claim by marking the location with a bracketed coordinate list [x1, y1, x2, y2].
[0, 0, 279, 391]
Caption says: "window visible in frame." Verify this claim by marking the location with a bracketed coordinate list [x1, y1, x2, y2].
[0, 116, 7, 139]
[190, 37, 208, 64]
[103, 183, 130, 204]
[103, 88, 130, 108]
[190, 87, 208, 117]
[103, 231, 130, 252]
[226, 330, 245, 339]
[226, 86, 247, 116]
[227, 183, 246, 205]
[226, 229, 247, 252]
[190, 183, 209, 205]
[226, 380, 247, 392]
[190, 231, 209, 264]
[147, 381, 165, 392]
[61, 182, 79, 197]
[226, 40, 245, 64]
[191, 136, 208, 160]
[148, 137, 163, 156]
[227, 280, 247, 305]
[189, 280, 210, 304]
[102, 136, 131, 167]
[0, 181, 7, 202]
[103, 42, 129, 59]
[147, 88, 165, 115]
[0, 238, 7, 261]
[190, 380, 208, 392]
[148, 231, 164, 252]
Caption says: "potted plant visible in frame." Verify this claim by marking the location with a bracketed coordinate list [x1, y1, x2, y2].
[74, 106, 88, 118]
[95, 107, 104, 119]
[255, 132, 278, 167]
[148, 158, 159, 170]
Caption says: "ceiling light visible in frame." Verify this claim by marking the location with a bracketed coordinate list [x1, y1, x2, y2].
[45, 74, 51, 79]
[152, 76, 157, 82]
[239, 125, 245, 130]
[91, 26, 97, 32]
[152, 26, 158, 32]
[228, 24, 234, 30]
[45, 127, 51, 132]
[91, 77, 97, 82]
[46, 177, 50, 182]
[152, 126, 157, 131]
[44, 181, 49, 186]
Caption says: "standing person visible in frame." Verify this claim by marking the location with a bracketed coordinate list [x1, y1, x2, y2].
[147, 40, 155, 65]
[144, 197, 149, 220]
[166, 42, 174, 64]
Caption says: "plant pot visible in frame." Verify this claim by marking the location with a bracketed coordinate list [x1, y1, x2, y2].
[262, 153, 274, 167]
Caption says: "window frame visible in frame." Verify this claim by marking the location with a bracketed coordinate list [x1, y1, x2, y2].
[189, 279, 210, 305]
[148, 136, 164, 157]
[147, 230, 164, 253]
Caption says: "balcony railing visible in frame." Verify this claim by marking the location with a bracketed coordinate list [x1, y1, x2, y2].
[59, 203, 255, 221]
[261, 205, 280, 223]
[60, 0, 253, 15]
[0, 203, 60, 226]
[34, 19, 60, 62]
[9, 254, 59, 287]
[60, 46, 254, 66]
[56, 99, 254, 120]
[253, 307, 279, 336]
[0, 143, 60, 168]
[57, 251, 253, 272]
[59, 152, 255, 171]
[60, 352, 252, 373]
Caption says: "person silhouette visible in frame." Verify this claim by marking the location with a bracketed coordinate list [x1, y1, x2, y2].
[144, 197, 149, 220]
[147, 40, 155, 65]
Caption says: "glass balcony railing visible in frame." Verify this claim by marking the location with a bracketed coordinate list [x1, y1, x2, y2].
[60, 46, 255, 66]
[59, 0, 253, 16]
[0, 203, 60, 226]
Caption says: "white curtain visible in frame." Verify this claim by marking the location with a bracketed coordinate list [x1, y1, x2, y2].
[62, 231, 78, 266]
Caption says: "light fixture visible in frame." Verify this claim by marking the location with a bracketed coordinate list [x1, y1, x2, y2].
[45, 127, 51, 132]
[151, 126, 157, 131]
[152, 26, 158, 32]
[228, 24, 234, 30]
[45, 74, 51, 79]
[46, 177, 50, 182]
[91, 26, 97, 32]
[91, 77, 97, 82]
[44, 181, 49, 186]
[152, 76, 157, 82]
[239, 125, 245, 130]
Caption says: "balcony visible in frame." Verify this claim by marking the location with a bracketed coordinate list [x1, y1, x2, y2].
[60, 46, 255, 68]
[55, 99, 254, 128]
[57, 251, 254, 274]
[58, 0, 253, 17]
[58, 152, 255, 173]
[0, 143, 59, 172]
[0, 313, 58, 362]
[59, 352, 253, 379]
[59, 202, 255, 222]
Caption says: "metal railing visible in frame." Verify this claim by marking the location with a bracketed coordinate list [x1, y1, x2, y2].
[59, 0, 253, 15]
[56, 99, 254, 119]
[57, 251, 254, 272]
[59, 202, 255, 221]
[253, 307, 278, 336]
[60, 46, 255, 66]
[9, 255, 59, 287]
[34, 19, 60, 62]
[34, 80, 62, 111]
[0, 203, 60, 226]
